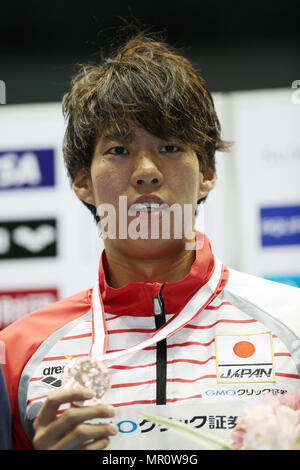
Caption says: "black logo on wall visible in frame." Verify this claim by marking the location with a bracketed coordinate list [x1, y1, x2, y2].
[0, 219, 57, 259]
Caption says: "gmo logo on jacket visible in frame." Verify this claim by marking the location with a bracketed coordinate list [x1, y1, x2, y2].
[260, 205, 300, 247]
[0, 148, 55, 190]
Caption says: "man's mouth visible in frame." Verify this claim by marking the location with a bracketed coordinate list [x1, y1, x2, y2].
[128, 202, 169, 215]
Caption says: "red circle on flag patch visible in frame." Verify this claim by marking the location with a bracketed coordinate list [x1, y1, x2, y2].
[233, 341, 255, 358]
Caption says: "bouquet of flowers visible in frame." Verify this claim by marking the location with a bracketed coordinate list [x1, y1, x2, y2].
[141, 391, 300, 450]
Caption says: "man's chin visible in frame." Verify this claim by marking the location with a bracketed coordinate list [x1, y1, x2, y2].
[105, 236, 188, 259]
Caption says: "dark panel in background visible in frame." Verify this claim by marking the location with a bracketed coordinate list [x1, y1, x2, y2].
[1, 0, 300, 104]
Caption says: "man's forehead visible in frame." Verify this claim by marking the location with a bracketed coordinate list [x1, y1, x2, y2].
[100, 124, 181, 144]
[101, 127, 134, 143]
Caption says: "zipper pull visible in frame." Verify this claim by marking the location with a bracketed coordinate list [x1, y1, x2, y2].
[152, 296, 163, 316]
[152, 284, 165, 317]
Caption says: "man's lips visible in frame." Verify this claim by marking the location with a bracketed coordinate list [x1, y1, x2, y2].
[128, 195, 169, 215]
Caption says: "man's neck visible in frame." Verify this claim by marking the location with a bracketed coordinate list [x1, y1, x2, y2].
[103, 240, 196, 288]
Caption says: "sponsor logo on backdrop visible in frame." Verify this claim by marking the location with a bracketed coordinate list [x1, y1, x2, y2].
[264, 274, 300, 288]
[0, 218, 57, 259]
[0, 80, 5, 104]
[0, 289, 58, 329]
[260, 205, 300, 247]
[291, 80, 300, 105]
[0, 148, 55, 189]
[263, 146, 300, 164]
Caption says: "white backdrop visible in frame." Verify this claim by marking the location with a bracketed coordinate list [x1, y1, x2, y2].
[0, 89, 299, 328]
[229, 89, 300, 281]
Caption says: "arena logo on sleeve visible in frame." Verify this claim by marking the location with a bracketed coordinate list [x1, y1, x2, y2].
[0, 288, 58, 329]
[260, 205, 300, 246]
[215, 332, 276, 383]
[0, 218, 57, 259]
[0, 148, 55, 189]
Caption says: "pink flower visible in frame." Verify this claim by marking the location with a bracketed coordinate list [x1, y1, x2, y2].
[230, 393, 300, 450]
[278, 390, 300, 412]
[231, 424, 246, 450]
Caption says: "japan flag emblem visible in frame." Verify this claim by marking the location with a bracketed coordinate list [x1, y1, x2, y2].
[215, 331, 276, 383]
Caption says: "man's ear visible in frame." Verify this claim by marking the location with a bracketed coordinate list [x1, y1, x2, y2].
[198, 166, 216, 200]
[72, 166, 95, 206]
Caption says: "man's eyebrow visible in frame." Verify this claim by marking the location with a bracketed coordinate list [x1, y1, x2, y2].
[102, 130, 133, 144]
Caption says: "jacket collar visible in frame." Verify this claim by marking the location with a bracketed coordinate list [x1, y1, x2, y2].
[98, 231, 215, 317]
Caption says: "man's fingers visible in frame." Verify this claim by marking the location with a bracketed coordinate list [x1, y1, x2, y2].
[51, 423, 118, 450]
[34, 388, 95, 429]
[45, 403, 116, 438]
[32, 388, 117, 450]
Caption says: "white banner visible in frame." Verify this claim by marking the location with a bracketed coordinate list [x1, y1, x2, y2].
[231, 89, 300, 284]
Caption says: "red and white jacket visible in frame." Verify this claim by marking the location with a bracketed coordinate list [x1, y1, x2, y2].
[1, 233, 300, 450]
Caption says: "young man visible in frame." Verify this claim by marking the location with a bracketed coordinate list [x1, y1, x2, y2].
[1, 32, 300, 450]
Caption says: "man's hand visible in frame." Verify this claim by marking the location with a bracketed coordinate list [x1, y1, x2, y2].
[32, 388, 118, 450]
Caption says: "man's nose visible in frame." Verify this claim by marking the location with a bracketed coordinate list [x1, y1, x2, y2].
[130, 153, 164, 188]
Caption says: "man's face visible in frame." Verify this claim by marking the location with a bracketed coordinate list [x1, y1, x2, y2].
[73, 125, 215, 257]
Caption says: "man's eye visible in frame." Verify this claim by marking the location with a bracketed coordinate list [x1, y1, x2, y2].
[108, 146, 129, 155]
[160, 145, 181, 153]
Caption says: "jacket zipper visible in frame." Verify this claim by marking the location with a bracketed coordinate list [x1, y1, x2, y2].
[152, 285, 167, 405]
